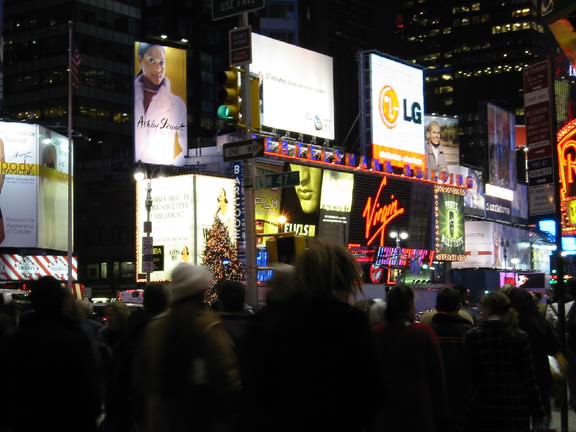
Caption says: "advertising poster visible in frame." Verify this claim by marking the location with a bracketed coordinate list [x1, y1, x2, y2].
[195, 175, 237, 257]
[255, 164, 282, 248]
[487, 103, 516, 189]
[452, 165, 485, 217]
[251, 33, 335, 140]
[434, 185, 466, 261]
[280, 163, 323, 237]
[370, 53, 425, 170]
[318, 169, 354, 244]
[37, 126, 71, 251]
[136, 175, 194, 282]
[0, 123, 38, 248]
[348, 173, 433, 249]
[134, 41, 187, 166]
[424, 115, 460, 178]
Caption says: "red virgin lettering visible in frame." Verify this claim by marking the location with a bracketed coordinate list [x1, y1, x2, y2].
[362, 177, 405, 246]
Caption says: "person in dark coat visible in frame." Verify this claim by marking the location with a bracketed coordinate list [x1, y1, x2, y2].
[241, 241, 382, 432]
[507, 287, 561, 430]
[1, 276, 101, 432]
[430, 286, 474, 432]
[135, 264, 241, 432]
[374, 284, 449, 432]
[212, 279, 252, 356]
[465, 291, 544, 432]
[104, 283, 169, 432]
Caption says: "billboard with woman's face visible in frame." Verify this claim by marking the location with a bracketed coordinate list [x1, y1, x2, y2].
[135, 174, 237, 282]
[134, 41, 187, 166]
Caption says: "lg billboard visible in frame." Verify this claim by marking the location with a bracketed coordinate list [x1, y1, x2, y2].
[369, 53, 425, 170]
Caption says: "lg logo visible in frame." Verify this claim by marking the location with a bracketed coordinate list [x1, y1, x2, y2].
[378, 85, 422, 128]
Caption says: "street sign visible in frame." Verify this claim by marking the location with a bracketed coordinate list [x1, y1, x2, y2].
[223, 137, 264, 161]
[230, 26, 252, 66]
[212, 0, 265, 21]
[255, 171, 300, 189]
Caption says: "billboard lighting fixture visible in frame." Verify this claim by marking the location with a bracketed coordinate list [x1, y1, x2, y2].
[181, 38, 189, 43]
[160, 34, 168, 40]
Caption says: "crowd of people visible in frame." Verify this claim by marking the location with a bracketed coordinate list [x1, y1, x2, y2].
[0, 241, 573, 432]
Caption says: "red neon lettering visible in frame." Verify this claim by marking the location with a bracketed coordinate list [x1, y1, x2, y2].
[565, 143, 576, 184]
[362, 177, 405, 246]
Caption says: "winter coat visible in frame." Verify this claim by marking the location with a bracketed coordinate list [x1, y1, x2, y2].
[135, 299, 241, 432]
[134, 75, 187, 166]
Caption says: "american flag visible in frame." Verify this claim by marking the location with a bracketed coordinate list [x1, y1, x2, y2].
[71, 47, 81, 88]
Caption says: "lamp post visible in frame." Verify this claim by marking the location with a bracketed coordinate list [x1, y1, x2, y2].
[389, 230, 409, 284]
[134, 163, 163, 283]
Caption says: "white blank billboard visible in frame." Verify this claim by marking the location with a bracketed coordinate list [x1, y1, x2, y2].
[250, 33, 335, 140]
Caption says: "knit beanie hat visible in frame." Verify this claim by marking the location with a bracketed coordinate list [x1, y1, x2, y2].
[170, 263, 213, 302]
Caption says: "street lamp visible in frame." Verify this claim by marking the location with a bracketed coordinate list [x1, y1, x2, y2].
[389, 230, 409, 248]
[134, 162, 163, 282]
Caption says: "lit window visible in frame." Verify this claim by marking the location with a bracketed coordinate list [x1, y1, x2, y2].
[512, 22, 521, 31]
[522, 21, 530, 30]
[472, 2, 480, 11]
[442, 73, 453, 80]
[492, 25, 501, 34]
[443, 27, 453, 34]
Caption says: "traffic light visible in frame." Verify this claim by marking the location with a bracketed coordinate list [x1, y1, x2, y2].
[217, 67, 240, 121]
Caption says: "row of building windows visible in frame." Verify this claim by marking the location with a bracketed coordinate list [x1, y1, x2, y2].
[492, 21, 543, 34]
[452, 3, 481, 14]
[85, 261, 135, 281]
[453, 13, 491, 26]
[15, 106, 129, 124]
[454, 62, 529, 78]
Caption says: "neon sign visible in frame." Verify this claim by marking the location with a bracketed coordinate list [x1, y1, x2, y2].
[361, 176, 405, 246]
[557, 118, 576, 235]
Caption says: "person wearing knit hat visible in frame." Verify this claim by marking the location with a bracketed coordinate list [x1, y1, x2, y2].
[134, 263, 242, 432]
[169, 262, 213, 303]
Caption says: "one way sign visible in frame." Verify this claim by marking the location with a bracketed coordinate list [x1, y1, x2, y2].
[223, 137, 264, 161]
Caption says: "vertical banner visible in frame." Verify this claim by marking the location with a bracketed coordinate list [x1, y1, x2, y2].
[434, 185, 466, 261]
[524, 60, 556, 216]
[487, 103, 516, 190]
[134, 41, 187, 166]
[37, 126, 71, 251]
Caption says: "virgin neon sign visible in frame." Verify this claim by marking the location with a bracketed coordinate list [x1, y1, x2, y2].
[362, 176, 405, 246]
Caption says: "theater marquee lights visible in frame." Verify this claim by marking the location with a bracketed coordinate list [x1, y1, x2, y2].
[557, 118, 576, 235]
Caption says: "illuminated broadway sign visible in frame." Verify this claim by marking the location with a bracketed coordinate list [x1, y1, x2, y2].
[557, 118, 576, 235]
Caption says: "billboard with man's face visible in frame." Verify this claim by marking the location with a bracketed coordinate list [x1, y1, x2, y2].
[250, 33, 335, 140]
[0, 122, 71, 251]
[134, 41, 187, 166]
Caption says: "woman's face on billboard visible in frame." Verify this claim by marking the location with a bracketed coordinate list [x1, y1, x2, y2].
[290, 164, 322, 214]
[140, 45, 166, 87]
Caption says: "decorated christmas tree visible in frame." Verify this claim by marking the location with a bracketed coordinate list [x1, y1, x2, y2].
[201, 216, 244, 304]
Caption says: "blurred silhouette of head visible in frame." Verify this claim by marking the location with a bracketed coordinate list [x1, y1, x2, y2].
[436, 287, 461, 314]
[385, 284, 415, 324]
[295, 241, 363, 303]
[29, 276, 69, 317]
[144, 283, 168, 316]
[215, 279, 246, 312]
